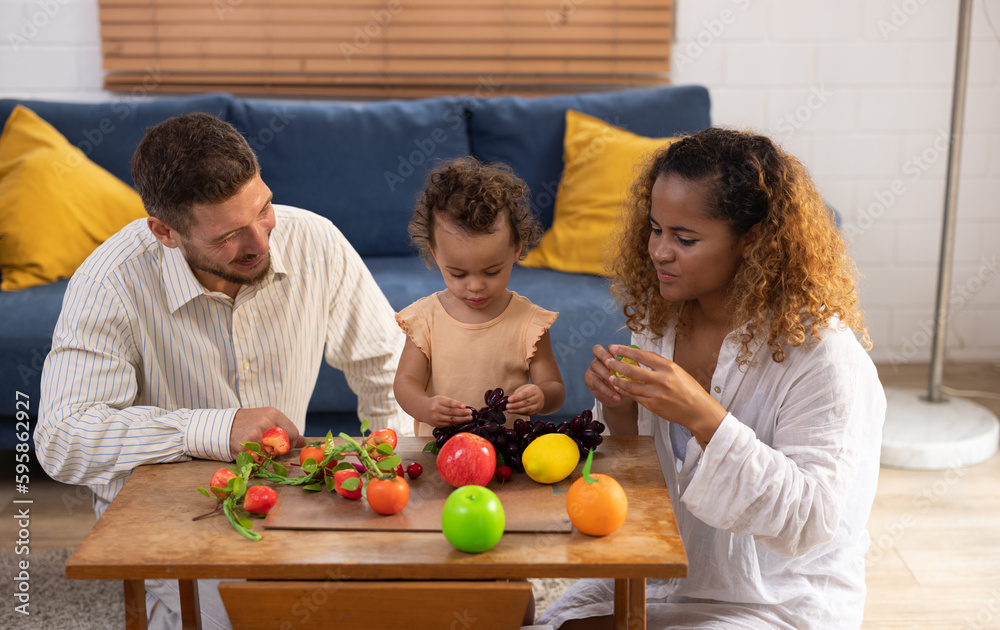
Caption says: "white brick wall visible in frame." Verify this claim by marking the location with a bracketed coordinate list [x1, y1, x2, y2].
[675, 0, 1000, 364]
[1, 0, 998, 363]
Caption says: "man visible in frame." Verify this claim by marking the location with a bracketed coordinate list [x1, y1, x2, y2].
[35, 112, 408, 629]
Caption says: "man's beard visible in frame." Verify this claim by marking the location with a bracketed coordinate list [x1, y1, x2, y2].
[185, 249, 271, 288]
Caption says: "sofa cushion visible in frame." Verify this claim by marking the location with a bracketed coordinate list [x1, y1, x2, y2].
[520, 110, 678, 277]
[229, 97, 472, 257]
[467, 85, 711, 228]
[0, 279, 67, 417]
[0, 106, 148, 291]
[0, 94, 238, 188]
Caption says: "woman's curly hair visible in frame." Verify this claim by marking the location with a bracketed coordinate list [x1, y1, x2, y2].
[410, 156, 542, 266]
[608, 127, 870, 366]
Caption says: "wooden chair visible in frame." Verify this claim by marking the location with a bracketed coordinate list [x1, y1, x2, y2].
[219, 580, 533, 630]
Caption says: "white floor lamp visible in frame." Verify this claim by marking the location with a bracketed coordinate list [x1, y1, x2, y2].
[880, 0, 1000, 470]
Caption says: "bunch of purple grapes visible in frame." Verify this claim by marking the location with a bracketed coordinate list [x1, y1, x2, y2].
[430, 387, 606, 472]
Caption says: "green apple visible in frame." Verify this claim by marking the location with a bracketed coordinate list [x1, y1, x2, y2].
[441, 485, 505, 553]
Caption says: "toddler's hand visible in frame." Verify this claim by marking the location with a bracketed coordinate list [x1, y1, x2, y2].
[423, 396, 474, 428]
[505, 384, 544, 416]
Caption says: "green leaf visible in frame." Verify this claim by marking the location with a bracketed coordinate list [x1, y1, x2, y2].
[422, 441, 439, 455]
[330, 462, 355, 473]
[301, 458, 318, 474]
[303, 483, 323, 492]
[237, 515, 253, 529]
[376, 455, 401, 471]
[236, 452, 254, 470]
[340, 477, 361, 491]
[272, 462, 288, 477]
[325, 475, 337, 492]
[583, 448, 598, 484]
[359, 418, 371, 435]
[197, 487, 211, 498]
[496, 451, 506, 467]
[242, 442, 261, 452]
[376, 442, 394, 456]
[233, 476, 248, 498]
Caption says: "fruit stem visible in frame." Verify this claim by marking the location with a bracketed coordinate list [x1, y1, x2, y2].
[223, 497, 261, 542]
[582, 448, 598, 484]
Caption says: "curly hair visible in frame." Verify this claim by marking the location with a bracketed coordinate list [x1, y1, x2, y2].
[608, 127, 870, 366]
[131, 112, 259, 236]
[409, 157, 542, 266]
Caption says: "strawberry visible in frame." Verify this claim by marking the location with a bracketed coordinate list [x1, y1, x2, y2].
[334, 469, 364, 500]
[243, 486, 278, 515]
[261, 427, 291, 457]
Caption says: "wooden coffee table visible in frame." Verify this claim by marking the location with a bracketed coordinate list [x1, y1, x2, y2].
[65, 436, 687, 630]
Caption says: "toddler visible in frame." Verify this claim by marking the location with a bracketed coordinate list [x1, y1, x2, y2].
[394, 157, 566, 437]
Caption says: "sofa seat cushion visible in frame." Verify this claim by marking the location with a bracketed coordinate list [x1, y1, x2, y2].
[467, 85, 711, 228]
[230, 97, 472, 258]
[0, 279, 68, 417]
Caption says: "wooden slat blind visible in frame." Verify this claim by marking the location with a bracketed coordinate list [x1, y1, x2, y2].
[99, 0, 673, 98]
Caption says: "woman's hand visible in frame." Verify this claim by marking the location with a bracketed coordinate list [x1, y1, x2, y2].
[605, 344, 727, 447]
[585, 344, 632, 408]
[421, 396, 474, 428]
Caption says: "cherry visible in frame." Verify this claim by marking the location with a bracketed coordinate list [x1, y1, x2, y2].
[405, 462, 423, 479]
[495, 465, 513, 483]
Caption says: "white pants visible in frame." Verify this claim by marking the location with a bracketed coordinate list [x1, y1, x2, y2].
[145, 578, 236, 630]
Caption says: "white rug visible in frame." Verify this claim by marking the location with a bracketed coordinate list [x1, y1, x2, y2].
[0, 547, 125, 629]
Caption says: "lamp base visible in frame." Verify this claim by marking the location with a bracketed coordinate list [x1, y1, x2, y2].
[881, 387, 1000, 470]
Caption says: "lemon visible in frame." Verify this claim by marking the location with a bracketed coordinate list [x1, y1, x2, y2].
[522, 433, 581, 484]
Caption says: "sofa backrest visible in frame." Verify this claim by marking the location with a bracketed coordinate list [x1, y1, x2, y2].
[1, 85, 711, 258]
[227, 97, 472, 257]
[467, 85, 711, 229]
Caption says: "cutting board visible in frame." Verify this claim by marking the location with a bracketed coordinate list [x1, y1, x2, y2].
[263, 440, 574, 533]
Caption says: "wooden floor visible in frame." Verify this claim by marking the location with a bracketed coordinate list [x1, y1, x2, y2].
[2, 362, 998, 628]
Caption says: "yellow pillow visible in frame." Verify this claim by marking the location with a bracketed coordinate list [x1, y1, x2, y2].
[520, 110, 677, 276]
[0, 105, 147, 291]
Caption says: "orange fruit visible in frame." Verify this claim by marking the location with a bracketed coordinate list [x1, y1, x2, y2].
[566, 472, 628, 536]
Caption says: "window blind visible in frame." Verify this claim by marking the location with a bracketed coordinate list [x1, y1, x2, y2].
[99, 0, 673, 98]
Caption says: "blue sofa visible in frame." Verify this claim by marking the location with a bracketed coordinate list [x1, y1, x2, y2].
[0, 86, 711, 442]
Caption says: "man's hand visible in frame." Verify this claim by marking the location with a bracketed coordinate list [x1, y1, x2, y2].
[229, 407, 305, 460]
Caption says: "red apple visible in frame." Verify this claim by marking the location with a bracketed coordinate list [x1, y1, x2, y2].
[436, 432, 496, 488]
[210, 467, 238, 498]
[243, 485, 278, 515]
[261, 427, 291, 457]
[334, 469, 363, 500]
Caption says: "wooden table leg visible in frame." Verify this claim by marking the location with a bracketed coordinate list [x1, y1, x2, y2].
[123, 579, 147, 630]
[614, 579, 628, 630]
[627, 578, 646, 630]
[178, 579, 202, 630]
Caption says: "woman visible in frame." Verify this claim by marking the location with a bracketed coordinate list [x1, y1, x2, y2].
[538, 128, 886, 629]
